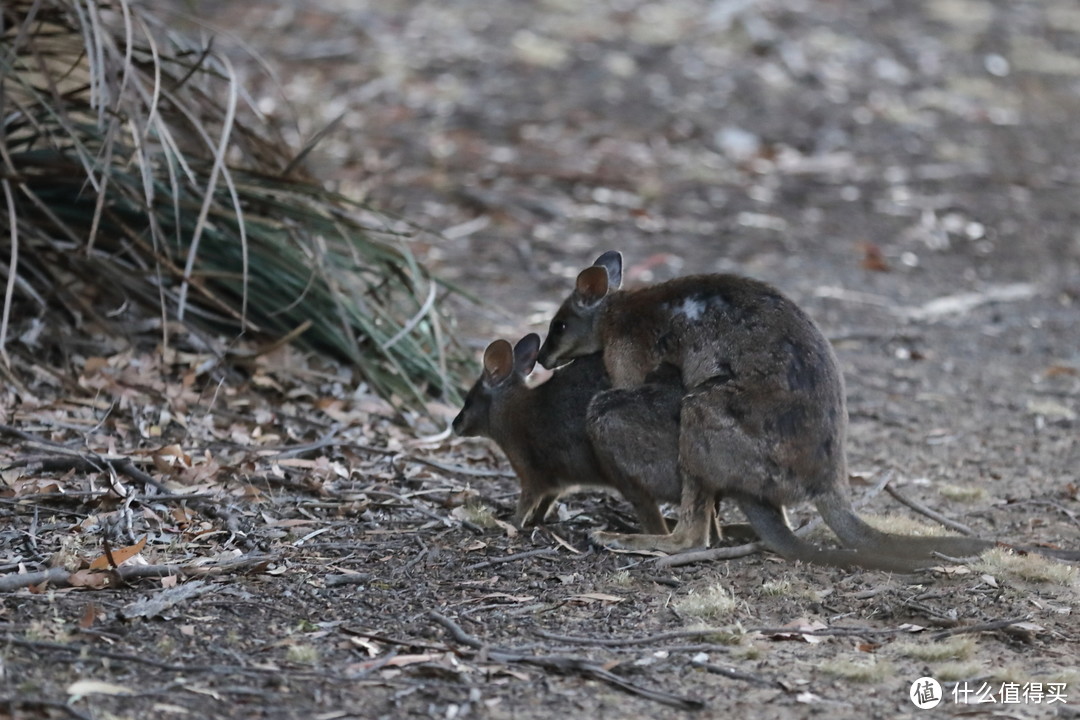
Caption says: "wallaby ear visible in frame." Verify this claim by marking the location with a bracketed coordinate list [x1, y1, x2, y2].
[592, 250, 623, 290]
[482, 339, 515, 385]
[512, 333, 541, 375]
[574, 266, 610, 306]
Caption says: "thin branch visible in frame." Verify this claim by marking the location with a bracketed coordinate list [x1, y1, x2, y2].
[428, 611, 704, 711]
[929, 617, 1031, 641]
[533, 627, 735, 647]
[463, 548, 558, 572]
[885, 483, 976, 536]
[0, 553, 275, 592]
[693, 661, 781, 688]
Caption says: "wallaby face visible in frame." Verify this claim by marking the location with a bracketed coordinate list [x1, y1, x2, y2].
[451, 338, 522, 439]
[537, 251, 622, 370]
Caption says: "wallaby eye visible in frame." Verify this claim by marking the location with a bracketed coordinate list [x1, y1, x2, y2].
[552, 320, 566, 335]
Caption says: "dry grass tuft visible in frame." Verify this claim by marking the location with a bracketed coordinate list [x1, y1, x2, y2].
[673, 584, 739, 621]
[819, 657, 893, 683]
[974, 547, 1078, 585]
[0, 0, 468, 408]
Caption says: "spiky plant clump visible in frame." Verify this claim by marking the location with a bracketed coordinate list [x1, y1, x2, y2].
[0, 0, 468, 408]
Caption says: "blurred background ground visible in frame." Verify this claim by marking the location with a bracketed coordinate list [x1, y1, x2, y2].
[3, 1, 1080, 718]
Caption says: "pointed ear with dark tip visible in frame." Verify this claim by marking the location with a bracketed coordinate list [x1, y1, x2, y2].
[574, 265, 610, 306]
[513, 333, 541, 375]
[592, 250, 623, 289]
[482, 339, 515, 386]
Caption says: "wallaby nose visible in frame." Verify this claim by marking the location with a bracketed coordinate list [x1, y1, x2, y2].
[536, 344, 552, 368]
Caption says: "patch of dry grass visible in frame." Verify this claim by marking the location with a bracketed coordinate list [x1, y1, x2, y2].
[938, 484, 988, 502]
[673, 584, 739, 621]
[893, 637, 976, 662]
[819, 657, 893, 683]
[974, 548, 1078, 585]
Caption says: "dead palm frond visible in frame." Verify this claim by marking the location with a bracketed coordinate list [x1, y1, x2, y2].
[0, 0, 468, 408]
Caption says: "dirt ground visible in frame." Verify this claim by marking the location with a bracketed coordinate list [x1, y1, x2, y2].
[3, 1, 1080, 718]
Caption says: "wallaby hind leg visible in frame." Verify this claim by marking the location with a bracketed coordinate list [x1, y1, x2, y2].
[587, 383, 683, 535]
[515, 488, 558, 528]
[591, 471, 714, 552]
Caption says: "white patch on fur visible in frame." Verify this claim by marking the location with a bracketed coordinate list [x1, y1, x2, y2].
[672, 297, 707, 321]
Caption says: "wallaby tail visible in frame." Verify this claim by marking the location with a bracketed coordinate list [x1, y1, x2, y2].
[814, 489, 996, 558]
[814, 489, 896, 548]
[736, 497, 930, 572]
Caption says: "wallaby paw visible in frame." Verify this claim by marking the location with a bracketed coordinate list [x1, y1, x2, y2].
[589, 530, 638, 550]
[589, 529, 705, 554]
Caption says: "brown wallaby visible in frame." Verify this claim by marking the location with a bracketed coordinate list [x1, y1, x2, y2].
[537, 251, 1080, 569]
[452, 333, 683, 532]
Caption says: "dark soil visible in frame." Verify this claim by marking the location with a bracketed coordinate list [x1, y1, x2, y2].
[3, 1, 1080, 719]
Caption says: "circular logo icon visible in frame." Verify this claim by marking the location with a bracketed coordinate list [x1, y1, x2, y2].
[910, 677, 943, 709]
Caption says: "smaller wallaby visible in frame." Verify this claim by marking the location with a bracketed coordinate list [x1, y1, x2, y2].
[537, 251, 1080, 568]
[452, 334, 683, 532]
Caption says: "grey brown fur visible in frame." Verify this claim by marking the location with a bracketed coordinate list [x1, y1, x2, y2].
[452, 334, 682, 532]
[538, 251, 1077, 570]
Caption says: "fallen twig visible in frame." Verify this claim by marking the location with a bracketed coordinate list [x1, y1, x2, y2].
[406, 455, 516, 479]
[325, 572, 373, 587]
[929, 617, 1031, 641]
[463, 547, 558, 571]
[0, 696, 94, 720]
[0, 553, 276, 592]
[4, 636, 355, 682]
[429, 611, 704, 711]
[884, 484, 976, 536]
[533, 627, 734, 647]
[5, 453, 172, 495]
[692, 660, 782, 688]
[746, 624, 916, 637]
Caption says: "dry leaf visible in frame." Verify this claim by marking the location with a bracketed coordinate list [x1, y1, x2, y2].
[859, 242, 890, 272]
[89, 536, 147, 570]
[348, 637, 382, 657]
[493, 519, 518, 538]
[545, 530, 581, 554]
[474, 592, 535, 603]
[1044, 364, 1079, 378]
[120, 580, 212, 619]
[766, 618, 829, 643]
[68, 570, 116, 590]
[78, 602, 98, 629]
[1011, 621, 1044, 633]
[569, 592, 624, 605]
[67, 680, 133, 700]
[81, 357, 110, 376]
